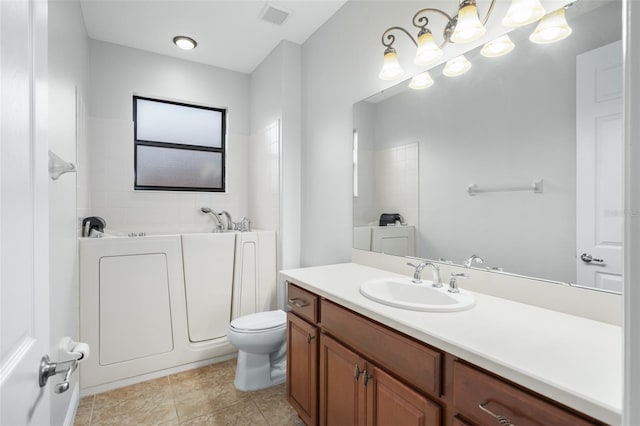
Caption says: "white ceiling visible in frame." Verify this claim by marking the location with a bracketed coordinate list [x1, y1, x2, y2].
[80, 0, 347, 74]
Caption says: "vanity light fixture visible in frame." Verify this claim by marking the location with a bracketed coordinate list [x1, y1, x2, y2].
[529, 7, 573, 44]
[378, 47, 406, 80]
[443, 55, 472, 77]
[502, 0, 546, 27]
[378, 0, 576, 88]
[173, 35, 197, 50]
[409, 71, 435, 89]
[480, 34, 515, 57]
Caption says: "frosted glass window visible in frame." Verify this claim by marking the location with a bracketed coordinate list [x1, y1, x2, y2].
[133, 96, 226, 192]
[135, 98, 223, 148]
[136, 146, 222, 190]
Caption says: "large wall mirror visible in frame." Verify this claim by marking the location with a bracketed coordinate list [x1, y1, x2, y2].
[353, 0, 623, 293]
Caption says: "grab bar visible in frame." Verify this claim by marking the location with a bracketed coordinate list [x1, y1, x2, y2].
[467, 179, 543, 196]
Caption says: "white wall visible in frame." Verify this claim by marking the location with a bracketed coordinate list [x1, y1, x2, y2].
[250, 41, 302, 307]
[82, 40, 250, 233]
[48, 0, 88, 423]
[301, 1, 441, 267]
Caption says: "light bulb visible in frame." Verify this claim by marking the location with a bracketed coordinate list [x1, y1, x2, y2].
[481, 35, 515, 57]
[530, 8, 572, 44]
[443, 55, 472, 77]
[378, 47, 405, 81]
[414, 30, 443, 66]
[502, 0, 546, 27]
[409, 72, 434, 90]
[173, 36, 197, 50]
[450, 1, 486, 43]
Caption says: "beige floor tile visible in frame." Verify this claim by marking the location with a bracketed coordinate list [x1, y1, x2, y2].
[94, 376, 172, 410]
[74, 359, 302, 426]
[180, 401, 268, 426]
[174, 382, 250, 422]
[251, 384, 303, 426]
[90, 395, 177, 426]
[73, 396, 94, 426]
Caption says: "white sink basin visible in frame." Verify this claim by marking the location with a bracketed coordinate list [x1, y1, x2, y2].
[360, 277, 475, 312]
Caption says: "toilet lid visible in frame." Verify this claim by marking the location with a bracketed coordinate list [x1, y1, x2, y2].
[230, 310, 286, 331]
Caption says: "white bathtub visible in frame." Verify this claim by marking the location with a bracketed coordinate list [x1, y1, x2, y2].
[78, 230, 276, 393]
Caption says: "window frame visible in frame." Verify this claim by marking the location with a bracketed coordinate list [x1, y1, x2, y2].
[133, 95, 227, 192]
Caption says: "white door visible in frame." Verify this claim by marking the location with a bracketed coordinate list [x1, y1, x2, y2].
[0, 0, 50, 424]
[576, 40, 623, 292]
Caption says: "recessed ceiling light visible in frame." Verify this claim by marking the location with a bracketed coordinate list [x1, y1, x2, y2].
[173, 36, 197, 50]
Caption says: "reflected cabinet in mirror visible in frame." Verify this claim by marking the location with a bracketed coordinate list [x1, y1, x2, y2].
[353, 0, 622, 292]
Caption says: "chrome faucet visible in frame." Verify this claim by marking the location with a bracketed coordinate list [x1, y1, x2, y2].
[449, 273, 468, 293]
[407, 262, 443, 287]
[219, 210, 234, 230]
[464, 254, 484, 268]
[200, 207, 224, 232]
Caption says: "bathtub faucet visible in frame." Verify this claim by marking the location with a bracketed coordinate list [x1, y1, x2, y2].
[219, 210, 234, 231]
[200, 207, 224, 232]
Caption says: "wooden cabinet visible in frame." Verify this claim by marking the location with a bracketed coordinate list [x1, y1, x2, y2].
[287, 283, 320, 425]
[319, 334, 440, 426]
[366, 364, 441, 426]
[452, 361, 600, 426]
[287, 312, 318, 426]
[286, 282, 605, 426]
[319, 334, 365, 425]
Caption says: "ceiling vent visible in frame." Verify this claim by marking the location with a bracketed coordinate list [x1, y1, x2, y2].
[259, 3, 292, 26]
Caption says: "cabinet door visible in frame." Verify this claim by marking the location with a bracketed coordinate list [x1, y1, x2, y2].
[365, 365, 441, 426]
[287, 312, 318, 426]
[320, 334, 367, 426]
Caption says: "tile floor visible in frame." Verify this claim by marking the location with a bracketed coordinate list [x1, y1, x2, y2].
[74, 359, 304, 426]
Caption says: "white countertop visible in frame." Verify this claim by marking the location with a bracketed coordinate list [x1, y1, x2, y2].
[281, 262, 622, 425]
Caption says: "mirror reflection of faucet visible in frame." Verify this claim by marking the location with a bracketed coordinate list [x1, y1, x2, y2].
[464, 254, 484, 268]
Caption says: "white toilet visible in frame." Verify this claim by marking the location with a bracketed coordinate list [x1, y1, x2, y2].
[227, 309, 287, 391]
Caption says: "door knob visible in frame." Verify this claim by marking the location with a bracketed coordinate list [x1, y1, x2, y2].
[581, 253, 605, 264]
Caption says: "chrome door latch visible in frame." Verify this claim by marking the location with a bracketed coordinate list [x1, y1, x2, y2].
[39, 355, 78, 393]
[580, 253, 605, 264]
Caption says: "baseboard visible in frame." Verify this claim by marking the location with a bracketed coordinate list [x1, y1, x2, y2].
[63, 382, 80, 426]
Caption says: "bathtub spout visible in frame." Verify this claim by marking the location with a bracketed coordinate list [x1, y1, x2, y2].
[200, 207, 224, 232]
[219, 210, 234, 231]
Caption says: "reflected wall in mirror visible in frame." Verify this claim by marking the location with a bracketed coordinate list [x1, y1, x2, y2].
[353, 0, 623, 292]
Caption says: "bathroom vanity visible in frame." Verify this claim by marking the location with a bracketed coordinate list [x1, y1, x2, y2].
[282, 263, 620, 426]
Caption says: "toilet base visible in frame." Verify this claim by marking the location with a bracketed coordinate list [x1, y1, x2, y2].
[233, 345, 286, 391]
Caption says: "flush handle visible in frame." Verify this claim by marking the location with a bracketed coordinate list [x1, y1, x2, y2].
[581, 253, 605, 264]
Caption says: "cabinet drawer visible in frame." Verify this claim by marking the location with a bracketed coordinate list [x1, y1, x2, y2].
[287, 282, 319, 324]
[321, 299, 442, 397]
[453, 361, 600, 426]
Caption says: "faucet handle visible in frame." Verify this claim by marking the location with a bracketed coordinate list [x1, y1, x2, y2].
[448, 273, 467, 293]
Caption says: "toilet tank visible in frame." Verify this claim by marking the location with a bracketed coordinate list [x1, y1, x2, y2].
[231, 231, 277, 319]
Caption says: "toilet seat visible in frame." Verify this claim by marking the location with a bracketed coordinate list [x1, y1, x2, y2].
[230, 309, 286, 333]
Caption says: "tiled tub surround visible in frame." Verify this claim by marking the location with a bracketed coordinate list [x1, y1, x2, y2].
[281, 263, 622, 425]
[74, 360, 303, 426]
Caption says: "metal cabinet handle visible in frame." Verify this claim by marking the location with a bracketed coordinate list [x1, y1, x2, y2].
[288, 297, 309, 308]
[580, 253, 605, 264]
[478, 402, 515, 426]
[363, 370, 372, 386]
[307, 334, 315, 344]
[354, 364, 361, 380]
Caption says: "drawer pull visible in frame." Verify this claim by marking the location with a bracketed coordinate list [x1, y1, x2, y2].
[478, 402, 515, 426]
[288, 297, 310, 308]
